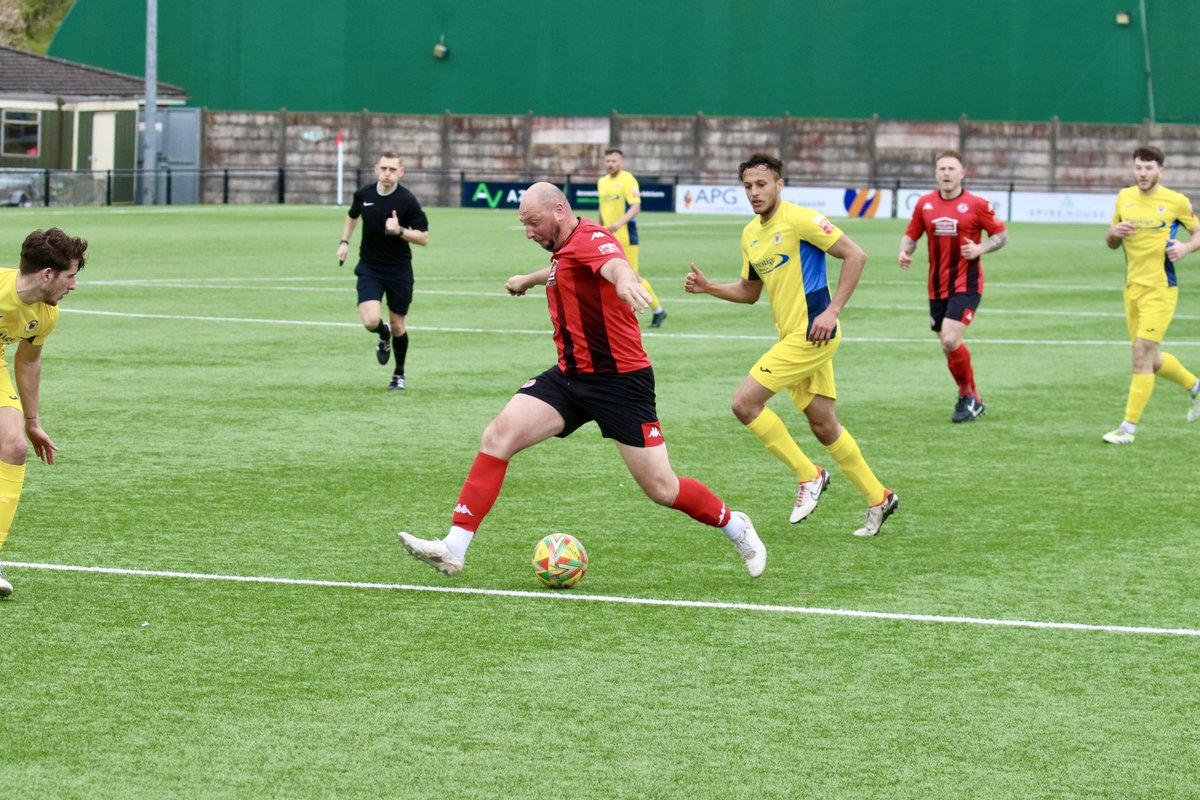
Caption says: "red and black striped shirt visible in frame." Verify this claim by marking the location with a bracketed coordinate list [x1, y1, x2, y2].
[905, 190, 1005, 299]
[545, 218, 651, 375]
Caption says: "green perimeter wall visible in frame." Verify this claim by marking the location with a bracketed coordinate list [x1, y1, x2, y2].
[49, 0, 1200, 124]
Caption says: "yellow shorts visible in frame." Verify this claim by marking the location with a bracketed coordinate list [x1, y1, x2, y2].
[0, 365, 20, 412]
[1124, 283, 1178, 343]
[750, 330, 838, 411]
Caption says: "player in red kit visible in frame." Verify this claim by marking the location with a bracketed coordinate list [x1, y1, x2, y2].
[397, 183, 765, 578]
[899, 150, 1008, 423]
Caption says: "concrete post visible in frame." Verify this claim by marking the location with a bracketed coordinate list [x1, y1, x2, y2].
[867, 114, 879, 187]
[1049, 115, 1059, 191]
[440, 110, 453, 206]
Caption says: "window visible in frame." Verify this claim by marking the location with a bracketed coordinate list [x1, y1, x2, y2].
[2, 110, 40, 157]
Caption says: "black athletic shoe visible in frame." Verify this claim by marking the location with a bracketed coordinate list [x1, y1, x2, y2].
[951, 395, 985, 423]
[376, 325, 392, 365]
[387, 374, 406, 391]
[650, 308, 668, 328]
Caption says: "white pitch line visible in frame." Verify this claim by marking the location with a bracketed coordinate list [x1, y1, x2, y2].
[59, 309, 1200, 347]
[4, 560, 1197, 638]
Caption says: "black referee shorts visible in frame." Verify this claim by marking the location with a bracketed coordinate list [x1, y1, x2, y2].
[355, 261, 414, 315]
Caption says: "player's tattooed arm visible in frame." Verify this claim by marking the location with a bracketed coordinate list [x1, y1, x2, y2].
[898, 235, 918, 269]
[983, 230, 1008, 252]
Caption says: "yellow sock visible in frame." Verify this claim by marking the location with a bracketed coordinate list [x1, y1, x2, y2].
[0, 461, 27, 550]
[824, 427, 885, 506]
[1156, 352, 1198, 392]
[1124, 373, 1156, 424]
[640, 278, 662, 312]
[745, 407, 818, 482]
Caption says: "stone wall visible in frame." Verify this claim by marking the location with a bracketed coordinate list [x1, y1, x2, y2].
[200, 109, 1200, 205]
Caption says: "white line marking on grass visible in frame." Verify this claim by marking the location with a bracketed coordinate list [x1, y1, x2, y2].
[60, 309, 1200, 347]
[6, 560, 1198, 638]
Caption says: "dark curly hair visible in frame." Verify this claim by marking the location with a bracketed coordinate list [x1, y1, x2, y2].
[20, 228, 88, 274]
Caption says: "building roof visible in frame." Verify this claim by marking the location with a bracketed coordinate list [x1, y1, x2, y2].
[0, 45, 187, 102]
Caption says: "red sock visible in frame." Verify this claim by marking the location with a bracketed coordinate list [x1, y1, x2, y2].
[452, 452, 509, 532]
[946, 345, 979, 400]
[671, 477, 732, 528]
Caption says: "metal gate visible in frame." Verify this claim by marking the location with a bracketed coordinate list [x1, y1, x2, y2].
[137, 106, 201, 204]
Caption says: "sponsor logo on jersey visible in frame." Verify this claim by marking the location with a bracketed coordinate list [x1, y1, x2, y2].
[933, 216, 960, 236]
[24, 320, 38, 333]
[923, 202, 934, 210]
[598, 242, 619, 255]
[750, 253, 790, 274]
[591, 232, 607, 240]
[774, 232, 782, 245]
[547, 260, 557, 286]
[363, 202, 374, 206]
[814, 214, 835, 235]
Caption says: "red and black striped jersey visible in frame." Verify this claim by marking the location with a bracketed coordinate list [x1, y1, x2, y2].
[545, 218, 651, 375]
[905, 190, 1005, 299]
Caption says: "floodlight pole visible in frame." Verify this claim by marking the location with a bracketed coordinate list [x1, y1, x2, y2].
[141, 0, 158, 204]
[1139, 0, 1155, 124]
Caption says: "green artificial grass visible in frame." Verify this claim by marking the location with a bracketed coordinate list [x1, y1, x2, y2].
[0, 205, 1197, 798]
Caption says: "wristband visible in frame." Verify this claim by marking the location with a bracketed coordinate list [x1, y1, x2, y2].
[339, 239, 349, 245]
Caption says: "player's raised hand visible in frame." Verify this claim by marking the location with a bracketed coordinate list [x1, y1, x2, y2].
[385, 210, 403, 236]
[505, 274, 530, 296]
[684, 263, 709, 293]
[617, 277, 652, 312]
[959, 237, 985, 260]
[1110, 220, 1137, 239]
[1166, 238, 1193, 262]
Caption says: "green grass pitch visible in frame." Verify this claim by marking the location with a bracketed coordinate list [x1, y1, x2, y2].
[0, 204, 1197, 798]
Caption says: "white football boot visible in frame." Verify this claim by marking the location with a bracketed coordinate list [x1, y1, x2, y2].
[727, 511, 766, 578]
[790, 466, 830, 524]
[397, 532, 465, 577]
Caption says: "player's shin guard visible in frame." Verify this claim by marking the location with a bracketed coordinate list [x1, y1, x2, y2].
[1124, 373, 1155, 425]
[0, 461, 26, 550]
[745, 407, 819, 482]
[1156, 352, 1198, 391]
[671, 477, 732, 528]
[946, 344, 977, 399]
[824, 428, 886, 507]
[451, 452, 508, 532]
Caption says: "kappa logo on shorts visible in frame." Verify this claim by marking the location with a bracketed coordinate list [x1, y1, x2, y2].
[962, 308, 975, 324]
[642, 421, 665, 447]
[521, 378, 537, 389]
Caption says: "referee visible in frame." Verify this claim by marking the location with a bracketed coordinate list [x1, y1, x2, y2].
[337, 151, 429, 391]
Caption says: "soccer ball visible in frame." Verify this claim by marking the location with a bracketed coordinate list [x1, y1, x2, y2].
[531, 533, 588, 588]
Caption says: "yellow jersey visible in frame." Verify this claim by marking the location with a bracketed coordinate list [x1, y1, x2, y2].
[597, 170, 641, 246]
[1112, 185, 1198, 288]
[0, 268, 59, 362]
[741, 201, 844, 339]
